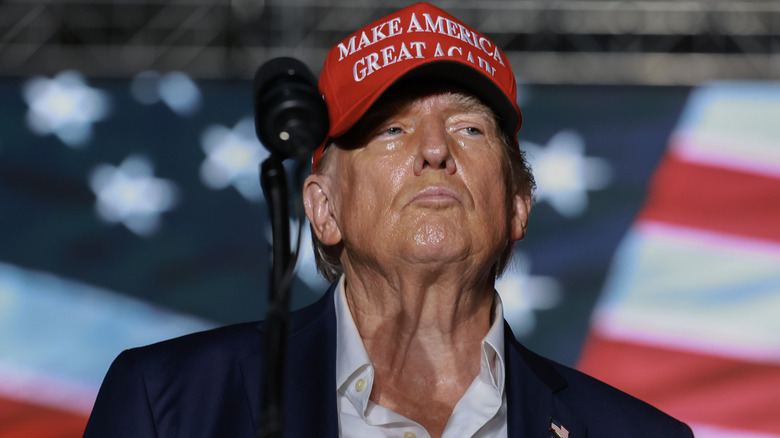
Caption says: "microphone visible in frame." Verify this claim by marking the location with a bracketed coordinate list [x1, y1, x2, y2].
[254, 57, 328, 162]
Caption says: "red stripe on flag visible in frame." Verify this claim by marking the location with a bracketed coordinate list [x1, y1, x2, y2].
[577, 334, 780, 435]
[638, 154, 780, 244]
[0, 397, 88, 438]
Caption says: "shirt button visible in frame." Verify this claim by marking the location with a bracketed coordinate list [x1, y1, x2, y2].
[403, 433, 416, 438]
[355, 378, 366, 392]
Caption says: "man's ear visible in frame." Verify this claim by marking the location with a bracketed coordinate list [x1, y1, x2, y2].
[509, 193, 532, 242]
[303, 174, 342, 246]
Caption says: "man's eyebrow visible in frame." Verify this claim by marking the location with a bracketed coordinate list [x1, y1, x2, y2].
[358, 99, 411, 131]
[450, 94, 496, 118]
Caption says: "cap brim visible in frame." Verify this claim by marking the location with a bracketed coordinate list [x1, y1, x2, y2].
[398, 61, 520, 137]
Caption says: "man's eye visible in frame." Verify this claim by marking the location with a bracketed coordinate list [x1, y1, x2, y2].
[384, 127, 403, 135]
[463, 127, 482, 135]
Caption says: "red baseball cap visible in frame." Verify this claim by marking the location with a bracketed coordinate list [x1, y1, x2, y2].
[313, 2, 521, 170]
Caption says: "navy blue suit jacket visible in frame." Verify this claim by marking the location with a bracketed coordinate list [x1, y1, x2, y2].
[84, 284, 694, 437]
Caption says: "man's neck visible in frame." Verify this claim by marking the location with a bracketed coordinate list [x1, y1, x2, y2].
[342, 268, 495, 437]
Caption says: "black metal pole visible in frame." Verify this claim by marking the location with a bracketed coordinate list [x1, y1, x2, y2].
[258, 155, 293, 438]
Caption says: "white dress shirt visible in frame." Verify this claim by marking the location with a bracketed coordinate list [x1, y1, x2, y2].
[334, 276, 508, 438]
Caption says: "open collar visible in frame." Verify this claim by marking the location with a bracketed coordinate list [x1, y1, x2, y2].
[239, 283, 588, 438]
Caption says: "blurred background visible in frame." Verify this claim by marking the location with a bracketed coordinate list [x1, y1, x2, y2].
[0, 1, 778, 437]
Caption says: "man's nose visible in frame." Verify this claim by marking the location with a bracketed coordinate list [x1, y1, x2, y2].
[413, 124, 456, 175]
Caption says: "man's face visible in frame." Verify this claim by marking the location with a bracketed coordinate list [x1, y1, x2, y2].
[307, 87, 529, 275]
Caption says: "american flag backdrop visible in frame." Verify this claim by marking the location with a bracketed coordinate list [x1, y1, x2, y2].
[0, 72, 777, 437]
[578, 82, 780, 437]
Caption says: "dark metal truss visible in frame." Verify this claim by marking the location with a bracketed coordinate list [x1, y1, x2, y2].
[1, 0, 778, 84]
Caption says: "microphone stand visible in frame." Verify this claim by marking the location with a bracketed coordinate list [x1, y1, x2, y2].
[258, 155, 294, 438]
[252, 56, 328, 438]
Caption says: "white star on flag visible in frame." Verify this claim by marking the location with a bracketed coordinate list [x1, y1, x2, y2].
[199, 117, 269, 201]
[496, 253, 562, 337]
[130, 71, 202, 116]
[88, 155, 179, 236]
[522, 130, 612, 218]
[22, 70, 110, 148]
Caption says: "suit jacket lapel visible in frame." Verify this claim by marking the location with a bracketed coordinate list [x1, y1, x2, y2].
[282, 285, 339, 437]
[505, 323, 587, 437]
[239, 350, 263, 435]
[240, 285, 340, 438]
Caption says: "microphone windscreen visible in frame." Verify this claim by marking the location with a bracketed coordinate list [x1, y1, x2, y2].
[253, 57, 328, 162]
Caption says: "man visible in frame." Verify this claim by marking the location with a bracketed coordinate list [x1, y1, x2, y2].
[84, 3, 694, 437]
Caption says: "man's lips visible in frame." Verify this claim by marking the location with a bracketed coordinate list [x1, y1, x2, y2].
[410, 185, 462, 205]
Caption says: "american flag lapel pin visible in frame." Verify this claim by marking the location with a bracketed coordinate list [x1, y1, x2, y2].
[550, 417, 570, 438]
